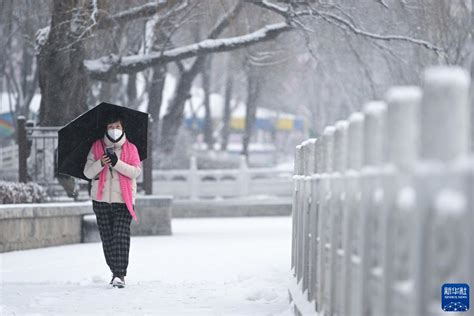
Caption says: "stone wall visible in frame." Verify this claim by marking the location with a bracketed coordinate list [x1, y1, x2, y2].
[0, 202, 91, 252]
[82, 196, 173, 243]
[1, 196, 174, 252]
[172, 197, 291, 218]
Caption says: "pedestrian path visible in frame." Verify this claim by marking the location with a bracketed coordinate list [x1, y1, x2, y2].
[1, 216, 293, 315]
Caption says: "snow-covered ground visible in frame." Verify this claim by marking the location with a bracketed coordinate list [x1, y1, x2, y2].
[1, 216, 294, 316]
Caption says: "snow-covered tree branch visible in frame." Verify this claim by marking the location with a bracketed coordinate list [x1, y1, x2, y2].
[85, 22, 292, 80]
[5, 0, 469, 167]
[313, 9, 443, 54]
[248, 0, 442, 55]
[95, 1, 174, 30]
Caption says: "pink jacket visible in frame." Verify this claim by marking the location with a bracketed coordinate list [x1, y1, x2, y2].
[83, 134, 141, 221]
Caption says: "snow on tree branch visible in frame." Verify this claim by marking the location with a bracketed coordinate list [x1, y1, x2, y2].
[258, 0, 289, 15]
[249, 0, 442, 54]
[206, 1, 243, 40]
[35, 26, 50, 54]
[85, 22, 291, 79]
[90, 0, 99, 24]
[34, 2, 182, 54]
[96, 1, 173, 30]
[315, 10, 443, 54]
[375, 0, 389, 9]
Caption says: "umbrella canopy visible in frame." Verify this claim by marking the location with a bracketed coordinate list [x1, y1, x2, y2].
[58, 102, 149, 180]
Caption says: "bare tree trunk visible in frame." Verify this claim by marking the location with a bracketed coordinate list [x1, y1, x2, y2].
[159, 65, 198, 153]
[99, 24, 124, 105]
[0, 0, 13, 89]
[148, 65, 167, 151]
[148, 66, 167, 124]
[99, 82, 113, 103]
[221, 73, 233, 151]
[37, 0, 88, 126]
[159, 1, 243, 154]
[2, 0, 37, 127]
[242, 63, 260, 160]
[127, 73, 137, 108]
[202, 58, 214, 150]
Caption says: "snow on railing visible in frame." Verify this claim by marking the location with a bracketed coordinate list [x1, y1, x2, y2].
[153, 156, 293, 199]
[290, 66, 473, 316]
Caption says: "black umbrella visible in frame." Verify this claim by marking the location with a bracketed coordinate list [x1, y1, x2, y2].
[58, 102, 149, 181]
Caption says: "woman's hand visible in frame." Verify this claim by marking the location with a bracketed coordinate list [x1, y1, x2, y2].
[100, 154, 111, 167]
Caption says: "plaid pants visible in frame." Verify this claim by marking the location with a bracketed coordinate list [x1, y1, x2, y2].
[92, 201, 133, 277]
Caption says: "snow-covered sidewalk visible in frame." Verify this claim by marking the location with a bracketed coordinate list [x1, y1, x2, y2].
[1, 216, 293, 316]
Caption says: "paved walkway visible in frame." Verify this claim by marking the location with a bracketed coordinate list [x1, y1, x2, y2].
[1, 216, 293, 316]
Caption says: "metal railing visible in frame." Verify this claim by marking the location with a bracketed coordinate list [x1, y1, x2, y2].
[290, 66, 473, 316]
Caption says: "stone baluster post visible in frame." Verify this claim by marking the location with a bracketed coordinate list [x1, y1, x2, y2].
[384, 86, 421, 316]
[303, 139, 317, 298]
[238, 155, 249, 197]
[361, 101, 387, 316]
[292, 145, 303, 274]
[332, 120, 349, 316]
[320, 126, 335, 315]
[345, 112, 365, 316]
[309, 138, 322, 308]
[189, 156, 199, 200]
[294, 144, 304, 281]
[416, 66, 471, 316]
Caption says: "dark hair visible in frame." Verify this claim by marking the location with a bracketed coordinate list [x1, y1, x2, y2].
[104, 112, 125, 131]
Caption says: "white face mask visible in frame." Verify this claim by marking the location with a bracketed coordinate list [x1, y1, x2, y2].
[107, 128, 123, 141]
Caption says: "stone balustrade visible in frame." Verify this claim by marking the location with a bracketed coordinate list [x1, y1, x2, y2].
[289, 66, 473, 316]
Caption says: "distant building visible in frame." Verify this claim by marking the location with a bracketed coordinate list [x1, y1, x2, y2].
[179, 90, 308, 166]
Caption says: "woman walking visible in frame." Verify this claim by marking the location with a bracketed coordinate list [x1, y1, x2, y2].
[83, 112, 141, 288]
